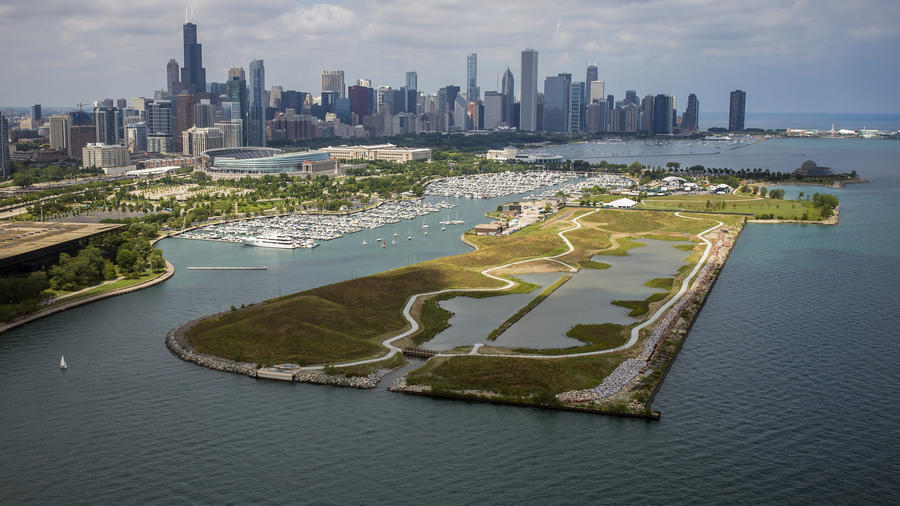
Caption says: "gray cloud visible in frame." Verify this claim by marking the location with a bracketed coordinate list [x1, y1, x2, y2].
[1, 0, 898, 113]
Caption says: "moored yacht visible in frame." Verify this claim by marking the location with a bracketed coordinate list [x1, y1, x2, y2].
[243, 234, 301, 249]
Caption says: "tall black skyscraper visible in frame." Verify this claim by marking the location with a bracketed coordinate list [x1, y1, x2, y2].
[180, 22, 206, 94]
[729, 90, 746, 131]
[683, 93, 700, 133]
[501, 67, 515, 126]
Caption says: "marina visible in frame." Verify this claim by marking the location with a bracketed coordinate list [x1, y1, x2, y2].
[173, 199, 458, 247]
[424, 170, 578, 199]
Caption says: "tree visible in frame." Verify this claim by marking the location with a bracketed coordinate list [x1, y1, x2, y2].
[116, 248, 138, 274]
[148, 248, 166, 272]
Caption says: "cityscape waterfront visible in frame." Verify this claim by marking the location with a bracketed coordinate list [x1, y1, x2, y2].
[2, 1, 899, 504]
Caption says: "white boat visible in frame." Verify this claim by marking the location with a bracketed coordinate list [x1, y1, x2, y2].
[59, 356, 67, 369]
[362, 240, 368, 246]
[424, 231, 429, 236]
[243, 235, 300, 249]
[441, 226, 446, 231]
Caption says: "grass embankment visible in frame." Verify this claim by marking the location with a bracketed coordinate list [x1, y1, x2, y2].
[405, 355, 624, 404]
[640, 194, 824, 220]
[187, 210, 588, 367]
[486, 275, 572, 341]
[565, 323, 630, 348]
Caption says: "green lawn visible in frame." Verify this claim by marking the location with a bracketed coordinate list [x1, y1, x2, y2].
[640, 195, 824, 220]
[405, 354, 625, 402]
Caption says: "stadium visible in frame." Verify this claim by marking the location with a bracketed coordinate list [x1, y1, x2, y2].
[199, 147, 342, 179]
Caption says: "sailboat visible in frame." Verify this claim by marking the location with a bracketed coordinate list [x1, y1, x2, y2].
[59, 355, 67, 369]
[362, 240, 368, 246]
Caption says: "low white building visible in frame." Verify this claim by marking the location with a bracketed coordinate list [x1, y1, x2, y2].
[324, 144, 431, 162]
[605, 197, 638, 209]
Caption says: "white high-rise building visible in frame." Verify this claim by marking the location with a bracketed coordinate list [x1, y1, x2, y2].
[182, 127, 224, 156]
[49, 114, 71, 152]
[215, 120, 243, 148]
[520, 49, 538, 131]
[589, 81, 605, 104]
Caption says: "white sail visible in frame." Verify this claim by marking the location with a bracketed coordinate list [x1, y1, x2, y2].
[59, 355, 67, 369]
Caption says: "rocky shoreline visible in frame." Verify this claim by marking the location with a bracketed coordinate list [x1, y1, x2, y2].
[166, 313, 394, 388]
[557, 222, 741, 407]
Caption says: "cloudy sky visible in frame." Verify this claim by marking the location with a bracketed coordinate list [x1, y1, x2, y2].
[1, 0, 898, 113]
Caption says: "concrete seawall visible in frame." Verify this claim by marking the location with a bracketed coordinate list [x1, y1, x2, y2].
[0, 260, 175, 335]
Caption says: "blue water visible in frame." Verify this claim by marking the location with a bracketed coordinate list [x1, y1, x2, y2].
[700, 111, 900, 131]
[1, 138, 898, 503]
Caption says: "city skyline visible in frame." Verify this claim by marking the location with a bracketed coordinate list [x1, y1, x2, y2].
[1, 0, 898, 113]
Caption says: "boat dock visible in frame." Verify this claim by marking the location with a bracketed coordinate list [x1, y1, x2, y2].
[186, 266, 268, 270]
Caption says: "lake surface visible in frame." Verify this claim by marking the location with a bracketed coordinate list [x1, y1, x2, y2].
[1, 138, 898, 503]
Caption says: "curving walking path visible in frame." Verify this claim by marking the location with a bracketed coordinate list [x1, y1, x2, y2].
[300, 209, 722, 370]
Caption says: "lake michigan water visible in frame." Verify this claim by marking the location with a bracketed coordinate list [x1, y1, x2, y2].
[1, 138, 898, 503]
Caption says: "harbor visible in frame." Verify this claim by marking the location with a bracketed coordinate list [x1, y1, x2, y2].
[173, 199, 458, 247]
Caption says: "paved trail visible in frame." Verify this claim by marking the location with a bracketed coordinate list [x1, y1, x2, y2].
[300, 209, 722, 371]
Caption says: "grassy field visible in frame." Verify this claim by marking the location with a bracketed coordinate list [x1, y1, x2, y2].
[565, 323, 630, 348]
[188, 210, 590, 366]
[405, 354, 625, 402]
[640, 194, 824, 220]
[187, 208, 733, 369]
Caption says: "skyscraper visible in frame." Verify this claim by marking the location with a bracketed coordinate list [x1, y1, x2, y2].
[226, 71, 248, 144]
[682, 93, 700, 133]
[729, 89, 746, 131]
[405, 72, 418, 113]
[625, 90, 638, 106]
[501, 67, 515, 126]
[466, 53, 478, 102]
[248, 59, 266, 146]
[0, 112, 9, 178]
[49, 114, 71, 153]
[348, 85, 370, 124]
[543, 73, 570, 133]
[228, 67, 246, 81]
[180, 21, 206, 94]
[30, 105, 41, 122]
[652, 94, 674, 134]
[640, 95, 654, 132]
[322, 70, 345, 98]
[585, 64, 598, 105]
[568, 81, 585, 133]
[175, 93, 195, 150]
[94, 106, 118, 145]
[167, 59, 180, 96]
[589, 81, 605, 104]
[520, 49, 538, 132]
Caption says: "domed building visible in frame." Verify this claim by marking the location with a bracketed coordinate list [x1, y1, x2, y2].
[794, 160, 834, 177]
